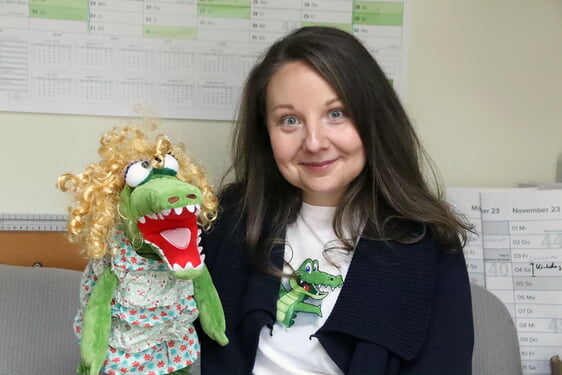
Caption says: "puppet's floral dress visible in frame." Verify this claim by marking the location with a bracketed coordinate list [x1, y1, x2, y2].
[74, 230, 200, 375]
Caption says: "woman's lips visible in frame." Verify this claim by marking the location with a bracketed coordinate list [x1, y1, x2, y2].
[301, 158, 337, 169]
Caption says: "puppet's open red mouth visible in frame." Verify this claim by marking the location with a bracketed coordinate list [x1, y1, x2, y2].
[136, 204, 204, 271]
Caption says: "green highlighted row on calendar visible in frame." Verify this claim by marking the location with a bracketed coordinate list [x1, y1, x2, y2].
[25, 0, 403, 28]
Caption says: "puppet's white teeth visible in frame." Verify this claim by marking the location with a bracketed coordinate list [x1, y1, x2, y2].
[174, 207, 183, 215]
[138, 216, 146, 224]
[172, 263, 185, 271]
[316, 285, 330, 294]
[147, 213, 158, 220]
[186, 204, 196, 213]
[195, 204, 201, 215]
[161, 208, 172, 216]
[157, 213, 164, 220]
[172, 262, 194, 271]
[185, 261, 196, 270]
[172, 260, 205, 271]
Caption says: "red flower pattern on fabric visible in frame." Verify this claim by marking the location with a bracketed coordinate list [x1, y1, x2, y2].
[74, 231, 200, 375]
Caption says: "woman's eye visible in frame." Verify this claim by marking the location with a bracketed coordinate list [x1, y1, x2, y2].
[281, 115, 299, 126]
[124, 160, 152, 188]
[163, 154, 179, 173]
[329, 109, 345, 119]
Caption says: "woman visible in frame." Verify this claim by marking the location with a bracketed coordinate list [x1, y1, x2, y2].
[199, 26, 474, 375]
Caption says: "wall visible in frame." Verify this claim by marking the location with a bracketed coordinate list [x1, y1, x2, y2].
[1, 114, 231, 214]
[404, 0, 562, 187]
[1, 0, 561, 215]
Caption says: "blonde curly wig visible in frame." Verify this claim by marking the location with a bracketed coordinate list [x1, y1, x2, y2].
[57, 125, 218, 259]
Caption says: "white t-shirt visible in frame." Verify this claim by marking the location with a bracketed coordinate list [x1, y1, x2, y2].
[252, 203, 353, 375]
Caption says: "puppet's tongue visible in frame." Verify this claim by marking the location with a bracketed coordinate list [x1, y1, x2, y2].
[161, 228, 190, 249]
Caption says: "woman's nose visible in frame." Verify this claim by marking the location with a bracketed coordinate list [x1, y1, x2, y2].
[303, 120, 329, 152]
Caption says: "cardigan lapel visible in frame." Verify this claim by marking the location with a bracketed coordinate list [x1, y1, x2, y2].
[318, 235, 437, 361]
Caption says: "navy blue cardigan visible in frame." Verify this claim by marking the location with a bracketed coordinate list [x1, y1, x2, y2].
[199, 199, 474, 375]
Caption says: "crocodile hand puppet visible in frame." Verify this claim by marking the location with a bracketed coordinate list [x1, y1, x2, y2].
[58, 126, 228, 375]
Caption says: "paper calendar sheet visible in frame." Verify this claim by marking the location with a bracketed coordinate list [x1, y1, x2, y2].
[447, 187, 562, 375]
[0, 0, 409, 120]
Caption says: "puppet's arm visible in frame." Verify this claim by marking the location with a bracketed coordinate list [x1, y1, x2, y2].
[193, 265, 229, 346]
[77, 267, 118, 375]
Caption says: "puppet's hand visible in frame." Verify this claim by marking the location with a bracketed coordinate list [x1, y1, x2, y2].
[77, 359, 104, 375]
[202, 318, 229, 347]
[193, 265, 229, 346]
[78, 267, 118, 375]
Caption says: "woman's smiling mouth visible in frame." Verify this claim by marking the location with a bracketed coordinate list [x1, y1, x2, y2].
[301, 158, 337, 170]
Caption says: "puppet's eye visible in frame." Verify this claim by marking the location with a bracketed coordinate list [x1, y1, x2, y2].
[163, 154, 179, 173]
[125, 160, 152, 187]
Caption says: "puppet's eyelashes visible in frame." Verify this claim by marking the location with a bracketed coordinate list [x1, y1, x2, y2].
[125, 160, 152, 187]
[163, 154, 179, 173]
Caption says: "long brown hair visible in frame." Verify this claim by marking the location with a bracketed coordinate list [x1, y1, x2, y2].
[225, 26, 471, 269]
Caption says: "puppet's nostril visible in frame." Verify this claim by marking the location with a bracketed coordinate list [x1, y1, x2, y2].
[186, 194, 197, 199]
[168, 196, 179, 204]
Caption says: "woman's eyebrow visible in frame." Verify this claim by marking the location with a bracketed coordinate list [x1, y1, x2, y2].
[270, 103, 295, 111]
[325, 98, 342, 106]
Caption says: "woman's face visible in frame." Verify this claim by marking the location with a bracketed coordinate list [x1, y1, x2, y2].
[266, 61, 366, 207]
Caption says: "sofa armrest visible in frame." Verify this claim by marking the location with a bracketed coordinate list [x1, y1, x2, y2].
[0, 264, 82, 374]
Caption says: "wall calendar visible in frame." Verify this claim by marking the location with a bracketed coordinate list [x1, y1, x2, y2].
[0, 0, 408, 120]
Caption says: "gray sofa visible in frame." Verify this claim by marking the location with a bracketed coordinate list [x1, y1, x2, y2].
[0, 264, 81, 374]
[0, 264, 522, 375]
